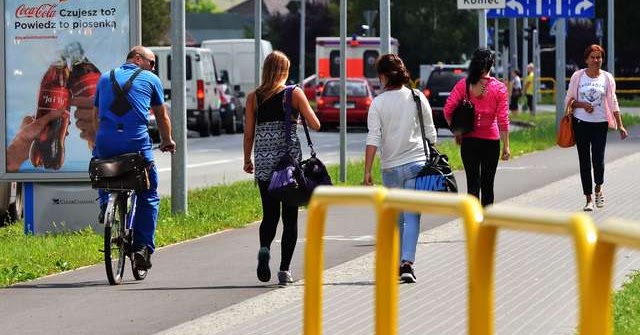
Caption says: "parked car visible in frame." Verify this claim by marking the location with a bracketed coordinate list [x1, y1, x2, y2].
[148, 101, 171, 143]
[315, 78, 374, 131]
[149, 46, 222, 137]
[421, 65, 468, 130]
[303, 75, 318, 101]
[216, 76, 245, 134]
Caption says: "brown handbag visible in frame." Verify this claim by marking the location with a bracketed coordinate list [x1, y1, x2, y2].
[557, 99, 575, 148]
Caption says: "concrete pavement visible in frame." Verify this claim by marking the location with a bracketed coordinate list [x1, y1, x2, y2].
[159, 126, 640, 335]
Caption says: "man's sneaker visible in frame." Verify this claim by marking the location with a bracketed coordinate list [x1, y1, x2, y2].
[257, 247, 271, 282]
[133, 246, 152, 270]
[278, 270, 293, 286]
[400, 263, 416, 283]
[595, 192, 605, 208]
[98, 204, 107, 224]
[583, 201, 594, 212]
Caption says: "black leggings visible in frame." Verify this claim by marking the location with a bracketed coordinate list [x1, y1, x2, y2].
[257, 180, 299, 271]
[572, 117, 608, 195]
[461, 137, 500, 207]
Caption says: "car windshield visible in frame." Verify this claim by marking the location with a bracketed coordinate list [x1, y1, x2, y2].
[426, 69, 467, 90]
[323, 81, 369, 97]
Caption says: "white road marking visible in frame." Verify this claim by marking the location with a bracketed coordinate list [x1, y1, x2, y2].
[157, 159, 236, 172]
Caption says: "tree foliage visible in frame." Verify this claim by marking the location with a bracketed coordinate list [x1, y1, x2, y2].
[141, 0, 170, 46]
[186, 0, 218, 13]
[265, 1, 338, 80]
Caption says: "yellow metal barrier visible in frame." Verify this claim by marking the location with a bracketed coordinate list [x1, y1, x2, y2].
[304, 186, 387, 335]
[378, 189, 483, 335]
[588, 219, 640, 335]
[475, 205, 597, 335]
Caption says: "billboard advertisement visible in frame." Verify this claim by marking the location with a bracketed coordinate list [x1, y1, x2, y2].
[1, 0, 137, 180]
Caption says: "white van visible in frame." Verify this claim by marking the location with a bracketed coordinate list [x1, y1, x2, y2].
[200, 39, 273, 101]
[149, 46, 222, 137]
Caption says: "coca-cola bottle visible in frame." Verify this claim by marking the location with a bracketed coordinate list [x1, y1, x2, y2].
[29, 58, 71, 170]
[65, 42, 100, 148]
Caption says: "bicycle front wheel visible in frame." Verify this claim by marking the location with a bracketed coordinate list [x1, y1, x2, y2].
[104, 193, 127, 285]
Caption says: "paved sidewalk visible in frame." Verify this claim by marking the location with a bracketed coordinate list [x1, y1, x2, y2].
[159, 148, 640, 334]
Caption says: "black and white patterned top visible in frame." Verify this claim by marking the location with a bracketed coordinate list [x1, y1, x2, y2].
[254, 89, 302, 182]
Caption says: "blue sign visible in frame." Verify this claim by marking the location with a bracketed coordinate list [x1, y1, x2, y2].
[487, 0, 595, 18]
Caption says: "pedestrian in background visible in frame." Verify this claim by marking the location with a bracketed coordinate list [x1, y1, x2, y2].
[564, 44, 628, 212]
[523, 63, 535, 115]
[363, 54, 437, 283]
[243, 51, 321, 285]
[509, 69, 522, 115]
[444, 48, 510, 207]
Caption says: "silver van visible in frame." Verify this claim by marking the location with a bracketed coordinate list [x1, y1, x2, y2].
[149, 46, 222, 137]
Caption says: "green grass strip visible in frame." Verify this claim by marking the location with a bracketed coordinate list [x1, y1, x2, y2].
[1, 112, 640, 334]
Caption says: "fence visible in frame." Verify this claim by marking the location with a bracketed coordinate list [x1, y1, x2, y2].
[303, 186, 640, 335]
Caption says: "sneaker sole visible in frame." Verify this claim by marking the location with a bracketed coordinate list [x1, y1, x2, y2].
[257, 248, 271, 282]
[400, 273, 416, 283]
[133, 252, 151, 270]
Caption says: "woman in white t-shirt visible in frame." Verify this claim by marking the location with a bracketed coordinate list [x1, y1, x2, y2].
[363, 54, 437, 283]
[564, 44, 628, 212]
[509, 69, 522, 114]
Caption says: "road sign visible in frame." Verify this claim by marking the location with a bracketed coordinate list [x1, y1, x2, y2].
[487, 0, 595, 18]
[595, 18, 603, 38]
[458, 0, 506, 10]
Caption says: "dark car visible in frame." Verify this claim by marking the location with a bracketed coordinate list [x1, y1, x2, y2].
[421, 66, 467, 130]
[315, 78, 374, 131]
[217, 81, 245, 134]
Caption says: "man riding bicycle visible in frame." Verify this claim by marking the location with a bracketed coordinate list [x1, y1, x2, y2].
[91, 45, 175, 270]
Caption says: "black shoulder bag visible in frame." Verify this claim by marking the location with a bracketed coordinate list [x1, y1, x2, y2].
[411, 89, 458, 193]
[110, 68, 143, 116]
[267, 86, 332, 206]
[450, 79, 475, 134]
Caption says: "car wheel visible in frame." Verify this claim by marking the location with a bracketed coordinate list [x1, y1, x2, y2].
[209, 110, 222, 136]
[199, 112, 211, 138]
[235, 109, 245, 133]
[224, 111, 236, 134]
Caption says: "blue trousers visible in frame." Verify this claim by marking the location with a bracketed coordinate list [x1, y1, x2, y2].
[382, 160, 424, 263]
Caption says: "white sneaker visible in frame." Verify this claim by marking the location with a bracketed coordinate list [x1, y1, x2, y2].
[583, 201, 594, 212]
[595, 192, 605, 208]
[278, 270, 293, 286]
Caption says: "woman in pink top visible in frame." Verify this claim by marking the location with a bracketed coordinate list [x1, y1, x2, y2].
[564, 44, 628, 212]
[444, 48, 510, 206]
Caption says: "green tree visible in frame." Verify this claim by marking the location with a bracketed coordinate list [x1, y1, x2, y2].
[141, 0, 170, 46]
[186, 0, 218, 13]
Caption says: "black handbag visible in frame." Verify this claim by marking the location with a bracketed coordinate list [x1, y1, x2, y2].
[411, 89, 458, 193]
[450, 79, 475, 134]
[268, 86, 332, 206]
[89, 153, 151, 191]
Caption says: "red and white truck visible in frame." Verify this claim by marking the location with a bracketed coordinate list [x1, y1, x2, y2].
[315, 36, 399, 94]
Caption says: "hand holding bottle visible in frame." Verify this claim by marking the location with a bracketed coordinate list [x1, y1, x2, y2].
[7, 109, 68, 172]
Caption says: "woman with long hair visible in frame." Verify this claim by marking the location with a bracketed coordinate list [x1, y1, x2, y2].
[564, 44, 628, 211]
[243, 51, 321, 285]
[444, 48, 510, 207]
[363, 54, 437, 283]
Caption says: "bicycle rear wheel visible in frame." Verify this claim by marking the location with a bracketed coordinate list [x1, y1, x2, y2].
[104, 193, 127, 285]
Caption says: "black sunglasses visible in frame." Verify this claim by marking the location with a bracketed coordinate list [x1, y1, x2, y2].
[137, 53, 155, 68]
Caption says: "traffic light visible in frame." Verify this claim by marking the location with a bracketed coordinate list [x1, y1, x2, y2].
[498, 28, 509, 48]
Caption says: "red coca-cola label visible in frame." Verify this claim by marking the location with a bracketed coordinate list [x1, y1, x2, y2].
[70, 72, 100, 97]
[38, 87, 70, 111]
[15, 4, 57, 19]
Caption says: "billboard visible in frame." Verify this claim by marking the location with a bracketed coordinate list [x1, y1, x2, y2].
[1, 0, 139, 180]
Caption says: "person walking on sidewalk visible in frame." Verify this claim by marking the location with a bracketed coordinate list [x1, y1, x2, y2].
[444, 48, 510, 207]
[243, 51, 321, 285]
[564, 44, 628, 212]
[509, 69, 522, 115]
[363, 54, 437, 283]
[523, 63, 535, 115]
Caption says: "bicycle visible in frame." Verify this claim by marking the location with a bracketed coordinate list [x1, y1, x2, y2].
[89, 152, 151, 285]
[102, 188, 147, 285]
